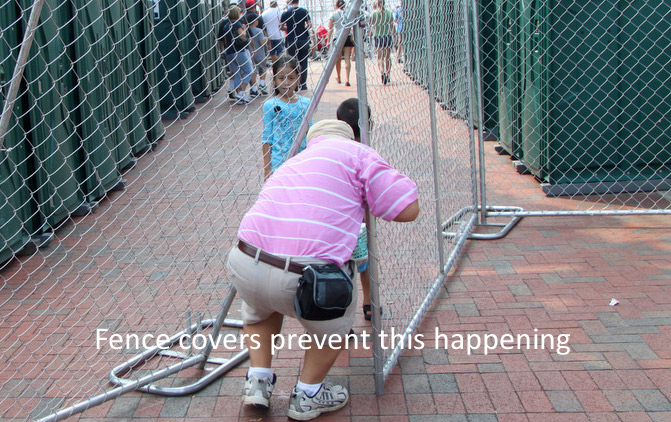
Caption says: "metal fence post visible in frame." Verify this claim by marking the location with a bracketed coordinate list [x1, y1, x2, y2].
[469, 0, 488, 225]
[0, 0, 47, 151]
[421, 0, 446, 272]
[462, 0, 482, 225]
[352, 14, 387, 396]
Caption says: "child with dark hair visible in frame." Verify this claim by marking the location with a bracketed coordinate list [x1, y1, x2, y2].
[261, 55, 312, 180]
[336, 97, 372, 140]
[336, 97, 376, 321]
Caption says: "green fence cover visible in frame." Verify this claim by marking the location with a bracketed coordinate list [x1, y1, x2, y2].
[22, 0, 86, 229]
[0, 0, 32, 262]
[519, 0, 671, 184]
[70, 0, 124, 201]
[155, 0, 196, 115]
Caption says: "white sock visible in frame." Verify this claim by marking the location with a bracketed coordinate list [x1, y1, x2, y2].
[295, 381, 322, 397]
[247, 367, 273, 380]
[259, 80, 266, 88]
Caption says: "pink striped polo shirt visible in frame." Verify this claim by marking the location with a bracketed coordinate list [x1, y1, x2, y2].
[238, 133, 418, 266]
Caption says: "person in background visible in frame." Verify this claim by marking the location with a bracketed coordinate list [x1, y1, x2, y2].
[281, 0, 312, 91]
[369, 0, 394, 85]
[261, 55, 311, 180]
[262, 0, 285, 63]
[328, 0, 355, 86]
[394, 3, 403, 63]
[247, 13, 269, 96]
[227, 5, 254, 104]
[217, 9, 235, 99]
[227, 117, 419, 420]
[244, 0, 265, 29]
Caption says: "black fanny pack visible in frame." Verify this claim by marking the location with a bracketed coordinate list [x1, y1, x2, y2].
[295, 263, 353, 321]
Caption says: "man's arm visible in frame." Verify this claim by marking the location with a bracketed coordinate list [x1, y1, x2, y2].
[262, 143, 272, 181]
[358, 143, 419, 223]
[392, 200, 419, 222]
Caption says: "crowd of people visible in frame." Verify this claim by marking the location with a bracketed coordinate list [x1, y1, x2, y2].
[217, 0, 404, 103]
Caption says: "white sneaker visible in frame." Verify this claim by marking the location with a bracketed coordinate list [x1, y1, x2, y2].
[287, 383, 349, 420]
[233, 92, 250, 105]
[242, 374, 276, 408]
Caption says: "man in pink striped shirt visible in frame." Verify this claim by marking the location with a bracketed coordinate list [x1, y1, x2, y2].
[227, 119, 418, 420]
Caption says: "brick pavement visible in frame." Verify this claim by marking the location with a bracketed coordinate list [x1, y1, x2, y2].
[4, 59, 671, 422]
[78, 80, 671, 420]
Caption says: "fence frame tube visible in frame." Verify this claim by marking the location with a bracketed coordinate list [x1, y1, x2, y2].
[469, 0, 489, 225]
[421, 0, 447, 272]
[351, 18, 388, 396]
[0, 0, 47, 151]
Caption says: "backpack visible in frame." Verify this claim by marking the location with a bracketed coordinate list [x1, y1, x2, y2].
[218, 18, 233, 49]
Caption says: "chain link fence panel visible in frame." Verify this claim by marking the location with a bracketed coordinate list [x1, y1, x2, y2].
[0, 0, 352, 419]
[478, 0, 671, 216]
[357, 0, 477, 384]
[0, 0, 484, 416]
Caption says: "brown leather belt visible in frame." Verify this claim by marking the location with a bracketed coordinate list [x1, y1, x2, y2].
[237, 240, 305, 274]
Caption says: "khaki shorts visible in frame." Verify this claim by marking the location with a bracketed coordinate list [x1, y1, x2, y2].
[227, 246, 358, 338]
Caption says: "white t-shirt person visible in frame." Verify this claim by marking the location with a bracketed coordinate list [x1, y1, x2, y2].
[262, 4, 283, 41]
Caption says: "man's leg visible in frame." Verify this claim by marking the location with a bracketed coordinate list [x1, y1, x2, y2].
[297, 41, 311, 89]
[300, 339, 343, 383]
[241, 313, 283, 408]
[243, 312, 284, 367]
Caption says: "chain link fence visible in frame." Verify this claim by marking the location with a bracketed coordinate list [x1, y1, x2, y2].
[7, 0, 667, 419]
[0, 0, 361, 419]
[357, 0, 477, 386]
[477, 0, 671, 217]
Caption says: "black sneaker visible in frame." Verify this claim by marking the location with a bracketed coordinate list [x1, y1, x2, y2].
[250, 89, 260, 98]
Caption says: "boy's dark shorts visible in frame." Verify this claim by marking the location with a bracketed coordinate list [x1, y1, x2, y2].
[269, 38, 284, 56]
[374, 35, 393, 49]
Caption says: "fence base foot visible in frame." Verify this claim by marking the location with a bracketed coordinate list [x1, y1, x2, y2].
[494, 144, 509, 156]
[108, 317, 248, 397]
[161, 110, 190, 121]
[72, 202, 98, 217]
[133, 144, 154, 156]
[514, 160, 530, 175]
[443, 206, 524, 240]
[482, 129, 498, 142]
[108, 284, 244, 397]
[122, 158, 137, 172]
[110, 179, 127, 192]
[18, 232, 54, 255]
